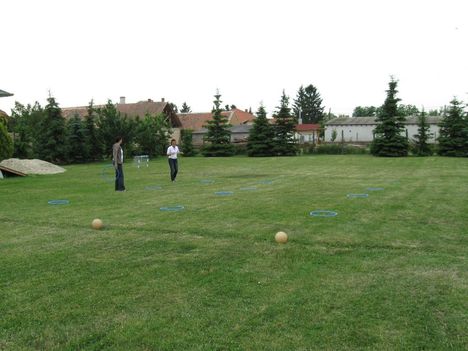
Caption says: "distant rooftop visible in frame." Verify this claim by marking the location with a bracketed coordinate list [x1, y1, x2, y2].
[0, 89, 13, 98]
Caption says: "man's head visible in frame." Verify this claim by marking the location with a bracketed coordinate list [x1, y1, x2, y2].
[115, 136, 123, 144]
[171, 139, 176, 146]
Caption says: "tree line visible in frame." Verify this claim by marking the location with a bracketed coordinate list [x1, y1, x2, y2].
[1, 97, 173, 164]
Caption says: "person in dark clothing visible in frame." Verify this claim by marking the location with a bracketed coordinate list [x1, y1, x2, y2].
[112, 136, 126, 191]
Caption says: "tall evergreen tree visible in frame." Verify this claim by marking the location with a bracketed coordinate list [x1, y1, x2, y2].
[437, 98, 468, 157]
[96, 100, 135, 158]
[84, 100, 103, 161]
[202, 91, 235, 157]
[247, 104, 275, 156]
[370, 78, 409, 157]
[293, 84, 325, 123]
[274, 90, 297, 156]
[67, 113, 89, 163]
[180, 102, 192, 113]
[412, 109, 433, 156]
[34, 96, 68, 163]
[10, 102, 35, 158]
[180, 129, 195, 156]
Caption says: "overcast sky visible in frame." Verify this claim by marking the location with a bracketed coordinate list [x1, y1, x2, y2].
[1, 0, 467, 116]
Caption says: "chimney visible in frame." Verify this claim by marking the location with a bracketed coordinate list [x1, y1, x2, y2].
[119, 96, 126, 104]
[161, 98, 165, 103]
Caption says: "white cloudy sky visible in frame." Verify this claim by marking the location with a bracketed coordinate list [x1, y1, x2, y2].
[1, 0, 467, 116]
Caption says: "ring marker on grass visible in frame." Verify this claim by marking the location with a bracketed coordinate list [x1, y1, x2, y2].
[367, 187, 384, 191]
[145, 185, 162, 190]
[100, 164, 115, 183]
[160, 205, 184, 211]
[240, 186, 257, 191]
[310, 210, 338, 217]
[215, 191, 233, 196]
[347, 193, 369, 198]
[48, 199, 70, 205]
[258, 180, 273, 184]
[200, 179, 214, 184]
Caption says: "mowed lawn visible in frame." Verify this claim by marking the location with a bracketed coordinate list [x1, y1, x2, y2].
[0, 155, 467, 350]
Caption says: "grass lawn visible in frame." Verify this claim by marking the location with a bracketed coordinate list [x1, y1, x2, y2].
[0, 155, 467, 350]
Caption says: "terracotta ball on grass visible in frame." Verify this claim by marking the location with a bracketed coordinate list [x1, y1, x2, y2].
[91, 218, 103, 230]
[275, 231, 288, 244]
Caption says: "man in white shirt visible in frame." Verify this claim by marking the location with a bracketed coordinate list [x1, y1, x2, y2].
[166, 139, 182, 182]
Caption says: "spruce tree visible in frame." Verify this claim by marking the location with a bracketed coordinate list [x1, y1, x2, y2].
[370, 78, 409, 157]
[34, 96, 68, 163]
[293, 84, 325, 123]
[412, 110, 433, 156]
[180, 102, 192, 113]
[247, 104, 275, 156]
[202, 91, 235, 157]
[273, 91, 297, 156]
[181, 129, 196, 156]
[84, 100, 103, 161]
[438, 98, 468, 157]
[67, 113, 89, 163]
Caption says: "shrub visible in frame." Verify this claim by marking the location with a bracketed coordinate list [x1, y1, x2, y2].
[315, 143, 368, 155]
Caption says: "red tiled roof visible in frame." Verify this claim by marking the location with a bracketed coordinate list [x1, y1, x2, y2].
[62, 100, 168, 119]
[295, 124, 320, 131]
[177, 109, 256, 130]
[231, 108, 256, 124]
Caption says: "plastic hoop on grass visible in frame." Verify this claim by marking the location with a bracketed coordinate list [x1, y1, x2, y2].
[100, 164, 116, 183]
[367, 187, 384, 191]
[160, 205, 184, 212]
[309, 210, 338, 217]
[48, 199, 70, 205]
[215, 191, 233, 196]
[145, 185, 162, 190]
[347, 193, 369, 198]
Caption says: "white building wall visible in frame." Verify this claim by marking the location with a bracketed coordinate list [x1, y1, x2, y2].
[325, 124, 440, 143]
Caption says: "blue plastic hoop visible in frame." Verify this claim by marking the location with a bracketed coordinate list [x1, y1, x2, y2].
[310, 210, 338, 217]
[240, 186, 257, 191]
[48, 199, 70, 205]
[215, 191, 233, 196]
[200, 179, 214, 184]
[145, 185, 162, 190]
[160, 205, 184, 211]
[367, 187, 384, 191]
[347, 193, 369, 198]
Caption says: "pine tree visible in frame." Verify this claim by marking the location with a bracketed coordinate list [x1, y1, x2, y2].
[293, 84, 325, 123]
[84, 100, 103, 161]
[412, 110, 433, 156]
[247, 104, 275, 156]
[438, 98, 468, 157]
[181, 129, 196, 156]
[202, 91, 235, 157]
[273, 90, 297, 156]
[67, 113, 89, 163]
[180, 102, 192, 113]
[34, 96, 68, 163]
[370, 78, 409, 157]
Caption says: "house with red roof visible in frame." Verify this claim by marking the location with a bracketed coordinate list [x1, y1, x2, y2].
[295, 123, 321, 144]
[177, 108, 256, 145]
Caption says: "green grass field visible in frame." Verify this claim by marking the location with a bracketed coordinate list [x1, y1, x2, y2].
[1, 155, 467, 350]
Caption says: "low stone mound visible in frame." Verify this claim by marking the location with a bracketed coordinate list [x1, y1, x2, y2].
[0, 158, 66, 175]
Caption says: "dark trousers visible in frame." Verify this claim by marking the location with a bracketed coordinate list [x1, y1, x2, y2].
[115, 164, 125, 191]
[168, 158, 178, 181]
